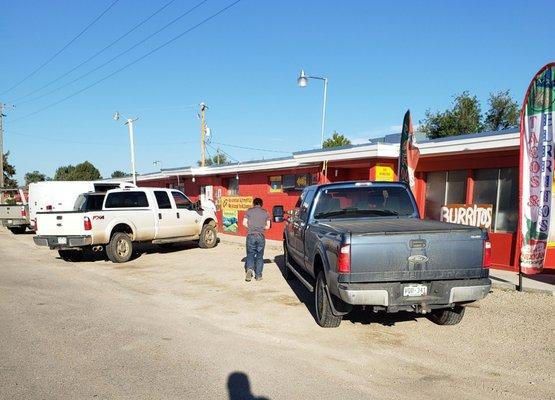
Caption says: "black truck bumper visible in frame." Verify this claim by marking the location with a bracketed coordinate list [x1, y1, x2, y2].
[33, 235, 92, 249]
[336, 278, 491, 310]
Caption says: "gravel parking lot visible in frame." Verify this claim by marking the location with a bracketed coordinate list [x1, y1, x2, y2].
[0, 228, 553, 400]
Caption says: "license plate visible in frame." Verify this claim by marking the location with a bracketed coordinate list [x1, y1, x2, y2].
[57, 237, 67, 245]
[7, 219, 12, 224]
[403, 284, 427, 297]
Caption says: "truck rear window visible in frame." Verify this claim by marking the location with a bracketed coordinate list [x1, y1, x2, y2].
[314, 186, 416, 219]
[74, 194, 105, 212]
[105, 192, 149, 208]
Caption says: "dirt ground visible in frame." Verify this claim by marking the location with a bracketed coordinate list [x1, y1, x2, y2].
[0, 228, 553, 400]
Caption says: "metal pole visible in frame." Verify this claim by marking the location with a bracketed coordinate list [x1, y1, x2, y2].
[320, 78, 328, 148]
[0, 103, 4, 189]
[200, 103, 206, 167]
[126, 119, 137, 186]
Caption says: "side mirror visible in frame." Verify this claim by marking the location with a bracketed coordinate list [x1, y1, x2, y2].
[272, 205, 284, 223]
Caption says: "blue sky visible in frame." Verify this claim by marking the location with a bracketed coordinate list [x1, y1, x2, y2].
[0, 0, 553, 184]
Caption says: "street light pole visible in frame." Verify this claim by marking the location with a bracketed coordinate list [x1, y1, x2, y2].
[125, 118, 137, 186]
[298, 69, 329, 148]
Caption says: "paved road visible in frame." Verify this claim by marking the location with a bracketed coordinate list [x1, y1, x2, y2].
[0, 229, 553, 400]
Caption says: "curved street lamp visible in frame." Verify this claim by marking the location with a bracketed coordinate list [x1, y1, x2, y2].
[297, 69, 328, 148]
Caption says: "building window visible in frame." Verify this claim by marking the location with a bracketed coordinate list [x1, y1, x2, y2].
[424, 170, 467, 220]
[473, 167, 517, 232]
[227, 177, 239, 196]
[269, 176, 282, 192]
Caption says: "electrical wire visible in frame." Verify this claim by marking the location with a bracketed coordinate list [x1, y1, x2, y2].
[206, 142, 239, 163]
[211, 141, 291, 154]
[0, 0, 121, 96]
[8, 0, 242, 125]
[9, 0, 179, 103]
[15, 0, 209, 106]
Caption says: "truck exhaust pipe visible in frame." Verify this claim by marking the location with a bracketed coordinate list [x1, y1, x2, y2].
[92, 246, 103, 252]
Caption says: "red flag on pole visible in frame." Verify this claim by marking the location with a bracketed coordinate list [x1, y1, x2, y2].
[398, 110, 420, 193]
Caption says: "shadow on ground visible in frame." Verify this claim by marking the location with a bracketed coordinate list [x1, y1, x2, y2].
[227, 372, 269, 400]
[273, 254, 423, 327]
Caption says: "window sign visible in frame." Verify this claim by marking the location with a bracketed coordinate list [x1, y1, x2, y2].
[375, 164, 395, 181]
[269, 176, 282, 193]
[440, 204, 493, 229]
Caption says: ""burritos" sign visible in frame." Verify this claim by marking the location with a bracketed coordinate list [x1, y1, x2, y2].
[440, 204, 493, 229]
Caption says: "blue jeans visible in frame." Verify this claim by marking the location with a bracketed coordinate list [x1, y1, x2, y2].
[245, 233, 265, 278]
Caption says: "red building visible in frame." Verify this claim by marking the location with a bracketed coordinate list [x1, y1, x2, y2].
[135, 128, 554, 272]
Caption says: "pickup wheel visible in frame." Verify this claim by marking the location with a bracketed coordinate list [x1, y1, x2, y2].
[315, 272, 342, 328]
[8, 226, 26, 234]
[58, 249, 84, 262]
[282, 242, 294, 280]
[428, 306, 465, 325]
[106, 232, 133, 263]
[198, 223, 217, 249]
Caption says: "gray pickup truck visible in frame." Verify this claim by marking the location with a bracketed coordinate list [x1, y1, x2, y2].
[1, 189, 30, 234]
[282, 181, 491, 328]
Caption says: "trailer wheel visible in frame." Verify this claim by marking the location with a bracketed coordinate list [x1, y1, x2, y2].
[8, 226, 26, 234]
[58, 249, 84, 262]
[106, 232, 133, 263]
[428, 306, 466, 325]
[198, 223, 217, 248]
[315, 272, 342, 328]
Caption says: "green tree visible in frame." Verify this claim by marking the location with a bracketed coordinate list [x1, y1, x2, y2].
[419, 92, 483, 139]
[198, 150, 228, 166]
[54, 161, 101, 181]
[484, 90, 519, 131]
[323, 131, 352, 148]
[24, 170, 47, 185]
[2, 151, 18, 188]
[111, 170, 128, 178]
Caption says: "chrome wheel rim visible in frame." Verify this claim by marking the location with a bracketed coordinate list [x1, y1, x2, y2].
[205, 229, 215, 245]
[116, 239, 130, 257]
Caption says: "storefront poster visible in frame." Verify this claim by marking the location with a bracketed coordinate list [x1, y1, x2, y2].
[519, 63, 555, 274]
[222, 209, 238, 232]
[398, 110, 420, 193]
[220, 196, 253, 211]
[375, 164, 394, 182]
[440, 204, 493, 229]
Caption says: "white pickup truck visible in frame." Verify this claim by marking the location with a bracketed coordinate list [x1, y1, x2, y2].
[33, 187, 218, 263]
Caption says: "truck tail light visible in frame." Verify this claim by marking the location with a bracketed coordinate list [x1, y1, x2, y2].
[338, 244, 351, 273]
[483, 240, 492, 268]
[84, 216, 92, 231]
[20, 207, 27, 217]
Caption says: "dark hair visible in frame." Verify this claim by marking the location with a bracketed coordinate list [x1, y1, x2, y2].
[253, 197, 263, 206]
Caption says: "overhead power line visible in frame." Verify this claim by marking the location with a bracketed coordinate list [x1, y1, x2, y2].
[0, 0, 121, 96]
[15, 0, 209, 106]
[211, 141, 292, 154]
[9, 0, 242, 125]
[10, 0, 179, 103]
[206, 142, 239, 163]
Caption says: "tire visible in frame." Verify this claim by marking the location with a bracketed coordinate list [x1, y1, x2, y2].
[314, 271, 342, 328]
[428, 306, 465, 325]
[282, 241, 294, 280]
[198, 223, 217, 249]
[8, 226, 26, 234]
[58, 249, 84, 262]
[105, 232, 133, 263]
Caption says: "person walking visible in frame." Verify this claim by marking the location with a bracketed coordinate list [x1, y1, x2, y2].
[243, 197, 270, 282]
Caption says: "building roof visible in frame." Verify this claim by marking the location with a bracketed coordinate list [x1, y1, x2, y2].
[134, 128, 520, 182]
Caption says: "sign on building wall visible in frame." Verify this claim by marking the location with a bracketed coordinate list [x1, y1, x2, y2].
[222, 209, 238, 232]
[519, 63, 555, 274]
[375, 164, 395, 182]
[221, 196, 253, 211]
[440, 204, 493, 229]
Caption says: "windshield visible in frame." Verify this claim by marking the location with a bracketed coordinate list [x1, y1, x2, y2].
[313, 186, 416, 219]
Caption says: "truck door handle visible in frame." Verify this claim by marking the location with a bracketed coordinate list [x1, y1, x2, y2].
[158, 213, 162, 220]
[176, 212, 180, 219]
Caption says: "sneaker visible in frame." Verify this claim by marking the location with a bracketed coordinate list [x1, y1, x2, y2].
[255, 276, 263, 281]
[245, 269, 254, 282]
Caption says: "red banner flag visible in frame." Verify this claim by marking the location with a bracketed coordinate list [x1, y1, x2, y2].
[398, 110, 420, 192]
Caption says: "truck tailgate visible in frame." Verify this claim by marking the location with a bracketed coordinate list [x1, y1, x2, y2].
[0, 205, 26, 220]
[36, 212, 86, 236]
[348, 222, 486, 282]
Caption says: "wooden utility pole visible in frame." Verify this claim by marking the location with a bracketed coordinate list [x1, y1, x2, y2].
[200, 102, 208, 167]
[0, 103, 5, 188]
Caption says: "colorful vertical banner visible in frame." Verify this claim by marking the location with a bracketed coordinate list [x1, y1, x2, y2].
[398, 110, 420, 192]
[519, 63, 555, 274]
